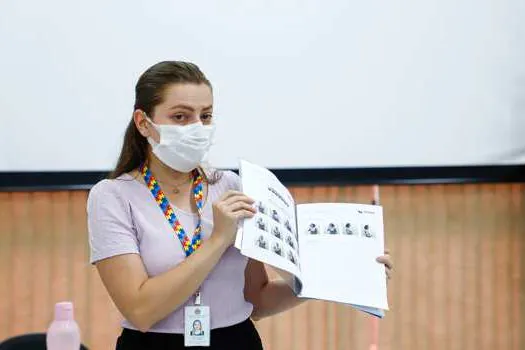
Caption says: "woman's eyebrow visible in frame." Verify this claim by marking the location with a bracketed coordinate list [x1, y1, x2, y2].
[168, 104, 213, 111]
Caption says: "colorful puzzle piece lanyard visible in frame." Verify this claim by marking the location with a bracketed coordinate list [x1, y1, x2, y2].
[140, 163, 204, 256]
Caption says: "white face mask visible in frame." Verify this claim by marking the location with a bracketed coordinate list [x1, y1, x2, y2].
[145, 116, 216, 172]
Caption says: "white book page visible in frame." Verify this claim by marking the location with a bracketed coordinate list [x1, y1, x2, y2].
[234, 227, 244, 250]
[238, 160, 301, 280]
[297, 203, 388, 311]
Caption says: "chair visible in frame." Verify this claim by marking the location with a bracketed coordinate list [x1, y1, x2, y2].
[0, 333, 89, 350]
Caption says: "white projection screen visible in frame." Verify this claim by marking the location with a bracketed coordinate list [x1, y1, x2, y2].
[0, 0, 524, 172]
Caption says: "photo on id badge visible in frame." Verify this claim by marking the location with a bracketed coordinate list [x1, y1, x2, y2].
[191, 320, 204, 336]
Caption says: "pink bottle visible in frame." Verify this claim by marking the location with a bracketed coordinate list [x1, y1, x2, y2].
[46, 302, 81, 350]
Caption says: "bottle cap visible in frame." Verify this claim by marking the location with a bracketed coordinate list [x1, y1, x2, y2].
[54, 301, 74, 321]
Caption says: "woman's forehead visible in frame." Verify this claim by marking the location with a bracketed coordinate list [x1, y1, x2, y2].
[161, 83, 213, 109]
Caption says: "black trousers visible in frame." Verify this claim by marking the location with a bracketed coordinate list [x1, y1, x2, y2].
[115, 318, 264, 350]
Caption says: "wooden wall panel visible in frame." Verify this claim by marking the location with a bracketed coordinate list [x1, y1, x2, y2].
[0, 184, 523, 350]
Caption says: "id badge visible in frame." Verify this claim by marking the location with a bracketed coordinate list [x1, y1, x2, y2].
[184, 304, 210, 347]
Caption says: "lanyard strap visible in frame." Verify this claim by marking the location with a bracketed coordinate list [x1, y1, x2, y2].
[140, 163, 204, 257]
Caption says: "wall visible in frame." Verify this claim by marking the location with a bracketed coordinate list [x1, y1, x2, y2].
[2, 0, 525, 172]
[0, 183, 523, 349]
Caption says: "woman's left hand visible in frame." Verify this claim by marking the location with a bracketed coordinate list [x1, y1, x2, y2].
[376, 249, 393, 280]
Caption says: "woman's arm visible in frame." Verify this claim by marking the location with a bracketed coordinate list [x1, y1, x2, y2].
[244, 259, 306, 321]
[93, 189, 255, 332]
[96, 234, 230, 332]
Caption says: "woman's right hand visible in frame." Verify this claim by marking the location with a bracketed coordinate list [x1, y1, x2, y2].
[211, 190, 256, 246]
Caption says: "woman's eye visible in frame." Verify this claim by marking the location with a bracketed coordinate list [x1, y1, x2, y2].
[200, 114, 213, 122]
[171, 114, 186, 122]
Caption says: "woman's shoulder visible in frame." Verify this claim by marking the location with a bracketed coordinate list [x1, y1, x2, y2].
[88, 173, 139, 204]
[219, 169, 241, 191]
[204, 168, 241, 192]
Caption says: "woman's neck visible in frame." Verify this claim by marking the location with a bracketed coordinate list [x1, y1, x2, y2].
[147, 154, 191, 185]
[145, 153, 201, 213]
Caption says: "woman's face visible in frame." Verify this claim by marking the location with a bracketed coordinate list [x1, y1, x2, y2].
[194, 320, 202, 331]
[137, 83, 213, 143]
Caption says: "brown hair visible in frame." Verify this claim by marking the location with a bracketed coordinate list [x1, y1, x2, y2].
[109, 61, 220, 182]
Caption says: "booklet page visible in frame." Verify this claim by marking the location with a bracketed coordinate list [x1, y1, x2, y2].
[238, 160, 302, 280]
[296, 203, 389, 313]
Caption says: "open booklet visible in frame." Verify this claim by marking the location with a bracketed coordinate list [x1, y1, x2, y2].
[234, 160, 389, 318]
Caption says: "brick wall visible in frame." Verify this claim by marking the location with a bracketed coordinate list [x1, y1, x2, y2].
[0, 183, 523, 349]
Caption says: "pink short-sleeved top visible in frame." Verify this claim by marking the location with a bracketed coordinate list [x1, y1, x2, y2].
[87, 170, 253, 334]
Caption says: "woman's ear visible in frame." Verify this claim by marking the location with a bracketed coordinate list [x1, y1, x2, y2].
[133, 110, 150, 137]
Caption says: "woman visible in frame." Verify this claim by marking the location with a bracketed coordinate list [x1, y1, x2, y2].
[87, 61, 393, 349]
[190, 320, 204, 336]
